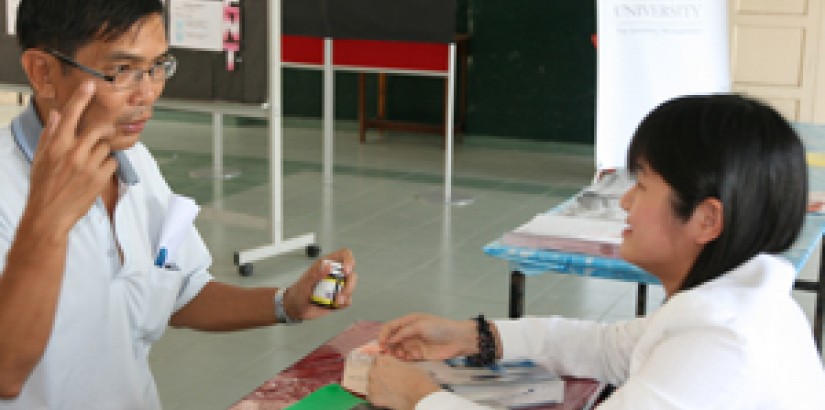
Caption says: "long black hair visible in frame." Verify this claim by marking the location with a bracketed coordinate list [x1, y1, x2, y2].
[626, 94, 807, 292]
[17, 0, 164, 56]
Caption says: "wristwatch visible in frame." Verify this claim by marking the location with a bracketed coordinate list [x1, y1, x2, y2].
[274, 287, 302, 325]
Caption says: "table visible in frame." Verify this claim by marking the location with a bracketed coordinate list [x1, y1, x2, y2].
[229, 321, 604, 410]
[484, 214, 825, 349]
[357, 34, 470, 144]
[483, 123, 825, 353]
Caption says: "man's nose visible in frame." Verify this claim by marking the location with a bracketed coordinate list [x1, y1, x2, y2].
[129, 73, 161, 105]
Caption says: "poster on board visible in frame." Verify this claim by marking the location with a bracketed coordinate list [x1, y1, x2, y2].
[169, 0, 223, 52]
[595, 0, 730, 171]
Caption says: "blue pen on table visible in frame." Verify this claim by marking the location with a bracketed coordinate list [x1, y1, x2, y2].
[154, 247, 167, 267]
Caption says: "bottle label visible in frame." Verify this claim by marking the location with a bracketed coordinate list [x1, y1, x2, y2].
[312, 276, 344, 307]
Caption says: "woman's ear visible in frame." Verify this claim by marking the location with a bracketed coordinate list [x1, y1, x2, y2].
[690, 197, 724, 245]
[21, 49, 56, 99]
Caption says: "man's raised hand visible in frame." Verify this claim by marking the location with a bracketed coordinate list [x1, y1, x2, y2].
[24, 81, 118, 235]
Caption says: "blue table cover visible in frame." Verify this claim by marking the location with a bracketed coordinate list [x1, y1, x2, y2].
[484, 123, 825, 284]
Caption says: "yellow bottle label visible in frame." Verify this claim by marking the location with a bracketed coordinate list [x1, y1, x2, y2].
[312, 276, 344, 308]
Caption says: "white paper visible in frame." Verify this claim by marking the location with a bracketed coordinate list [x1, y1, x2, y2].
[513, 214, 625, 245]
[169, 0, 223, 51]
[157, 194, 200, 266]
[596, 0, 730, 171]
[342, 341, 381, 395]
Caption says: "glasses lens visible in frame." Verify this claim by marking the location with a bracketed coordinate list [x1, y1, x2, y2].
[111, 72, 136, 89]
[161, 56, 177, 80]
[110, 56, 177, 89]
[147, 58, 176, 82]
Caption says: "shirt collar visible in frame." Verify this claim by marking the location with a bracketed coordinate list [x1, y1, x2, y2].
[11, 100, 140, 185]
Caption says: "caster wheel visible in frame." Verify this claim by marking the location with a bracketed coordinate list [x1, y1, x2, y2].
[238, 263, 253, 276]
[306, 244, 321, 258]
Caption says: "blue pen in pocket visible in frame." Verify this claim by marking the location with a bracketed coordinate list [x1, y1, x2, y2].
[154, 247, 167, 267]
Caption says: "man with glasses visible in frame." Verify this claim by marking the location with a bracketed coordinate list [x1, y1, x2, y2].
[0, 1, 358, 408]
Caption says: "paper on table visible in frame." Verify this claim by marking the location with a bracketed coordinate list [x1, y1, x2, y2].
[419, 359, 564, 408]
[156, 194, 200, 267]
[512, 214, 624, 244]
[341, 341, 379, 395]
[502, 214, 626, 257]
[809, 191, 825, 213]
[449, 380, 565, 409]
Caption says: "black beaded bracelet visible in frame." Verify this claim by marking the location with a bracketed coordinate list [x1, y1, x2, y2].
[465, 314, 496, 367]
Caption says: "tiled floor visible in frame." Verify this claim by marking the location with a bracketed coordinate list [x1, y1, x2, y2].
[138, 110, 632, 409]
[0, 102, 821, 409]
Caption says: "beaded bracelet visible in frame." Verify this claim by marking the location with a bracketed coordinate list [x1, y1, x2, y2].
[465, 314, 496, 367]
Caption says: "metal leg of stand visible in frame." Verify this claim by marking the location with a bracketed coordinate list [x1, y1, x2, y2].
[636, 283, 648, 317]
[510, 270, 526, 319]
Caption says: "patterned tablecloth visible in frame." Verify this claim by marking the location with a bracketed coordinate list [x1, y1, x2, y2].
[229, 321, 603, 410]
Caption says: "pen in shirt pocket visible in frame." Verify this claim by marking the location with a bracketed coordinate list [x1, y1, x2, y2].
[153, 247, 180, 270]
[154, 247, 167, 267]
[154, 194, 199, 270]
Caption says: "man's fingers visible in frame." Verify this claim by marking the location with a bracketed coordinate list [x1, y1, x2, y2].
[40, 109, 60, 145]
[337, 268, 357, 307]
[75, 123, 116, 156]
[98, 156, 118, 180]
[32, 110, 61, 162]
[325, 248, 355, 272]
[86, 139, 113, 169]
[53, 80, 96, 140]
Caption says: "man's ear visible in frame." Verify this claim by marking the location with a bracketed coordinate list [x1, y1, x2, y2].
[21, 49, 57, 99]
[690, 197, 723, 245]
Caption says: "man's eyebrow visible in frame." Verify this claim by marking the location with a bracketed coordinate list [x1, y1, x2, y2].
[105, 50, 170, 62]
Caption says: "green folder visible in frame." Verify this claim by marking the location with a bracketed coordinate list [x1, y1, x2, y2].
[285, 383, 367, 410]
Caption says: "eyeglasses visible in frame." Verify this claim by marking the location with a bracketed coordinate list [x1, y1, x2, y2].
[46, 49, 177, 90]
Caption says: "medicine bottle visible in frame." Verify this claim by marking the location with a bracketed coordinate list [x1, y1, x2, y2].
[311, 261, 346, 308]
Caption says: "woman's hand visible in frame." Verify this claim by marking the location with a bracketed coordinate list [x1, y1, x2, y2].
[379, 313, 478, 361]
[283, 248, 357, 321]
[368, 355, 441, 410]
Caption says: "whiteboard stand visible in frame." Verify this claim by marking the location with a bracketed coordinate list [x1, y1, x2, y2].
[234, 0, 319, 276]
[189, 112, 242, 180]
[418, 43, 474, 207]
[323, 38, 334, 185]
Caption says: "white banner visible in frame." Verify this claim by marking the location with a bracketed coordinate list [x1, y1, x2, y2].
[596, 0, 730, 171]
[6, 0, 20, 35]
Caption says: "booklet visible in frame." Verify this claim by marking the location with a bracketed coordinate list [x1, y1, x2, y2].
[418, 358, 565, 409]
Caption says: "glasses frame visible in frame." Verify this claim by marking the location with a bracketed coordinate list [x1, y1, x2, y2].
[45, 49, 177, 89]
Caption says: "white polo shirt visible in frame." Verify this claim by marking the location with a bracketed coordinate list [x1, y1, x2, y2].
[0, 103, 213, 409]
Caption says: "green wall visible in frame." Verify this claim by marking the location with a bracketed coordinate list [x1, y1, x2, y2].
[282, 0, 596, 144]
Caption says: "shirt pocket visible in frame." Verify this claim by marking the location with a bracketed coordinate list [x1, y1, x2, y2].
[122, 265, 185, 343]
